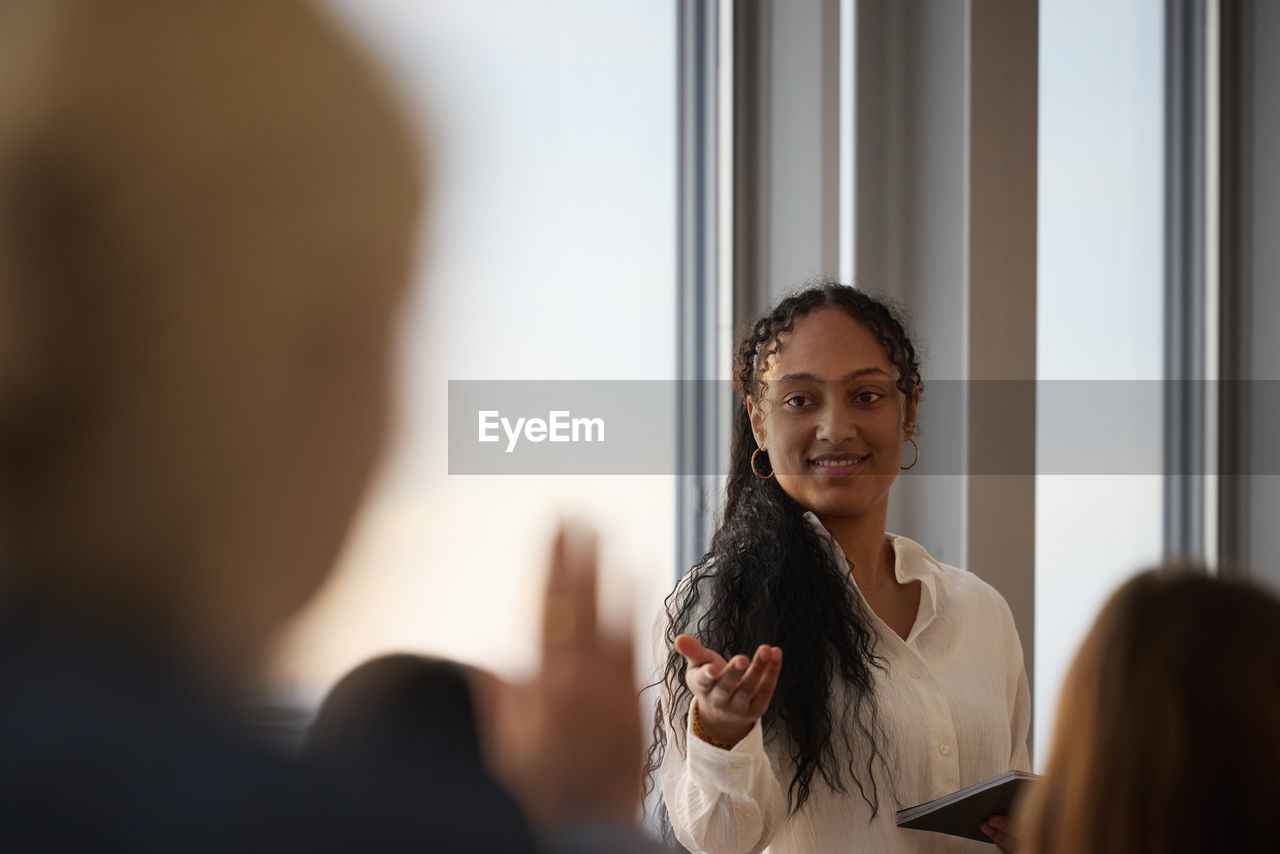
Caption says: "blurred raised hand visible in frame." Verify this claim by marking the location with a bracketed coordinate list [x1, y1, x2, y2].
[479, 525, 642, 831]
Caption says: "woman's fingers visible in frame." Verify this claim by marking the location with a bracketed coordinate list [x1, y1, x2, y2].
[683, 661, 723, 697]
[728, 645, 781, 710]
[980, 816, 1021, 854]
[679, 640, 783, 717]
[749, 647, 782, 713]
[676, 635, 727, 697]
[677, 640, 783, 748]
[705, 654, 750, 702]
[674, 634, 720, 669]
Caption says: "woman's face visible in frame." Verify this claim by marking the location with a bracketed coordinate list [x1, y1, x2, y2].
[747, 306, 917, 523]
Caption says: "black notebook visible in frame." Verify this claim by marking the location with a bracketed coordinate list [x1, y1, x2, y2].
[895, 771, 1039, 843]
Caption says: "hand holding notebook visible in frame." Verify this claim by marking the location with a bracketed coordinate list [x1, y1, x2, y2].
[895, 770, 1040, 844]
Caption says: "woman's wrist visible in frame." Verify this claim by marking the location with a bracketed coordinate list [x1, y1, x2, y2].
[690, 700, 751, 750]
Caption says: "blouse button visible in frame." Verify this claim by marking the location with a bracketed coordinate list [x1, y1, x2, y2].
[909, 668, 921, 679]
[939, 743, 951, 756]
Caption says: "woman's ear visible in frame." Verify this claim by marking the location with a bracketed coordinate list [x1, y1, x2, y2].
[745, 396, 767, 448]
[903, 388, 921, 437]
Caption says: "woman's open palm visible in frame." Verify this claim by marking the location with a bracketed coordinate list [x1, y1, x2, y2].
[674, 634, 782, 748]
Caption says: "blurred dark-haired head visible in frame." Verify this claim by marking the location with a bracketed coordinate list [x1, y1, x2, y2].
[307, 654, 486, 781]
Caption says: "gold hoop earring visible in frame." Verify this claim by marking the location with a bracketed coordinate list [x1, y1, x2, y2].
[900, 437, 920, 471]
[751, 447, 774, 479]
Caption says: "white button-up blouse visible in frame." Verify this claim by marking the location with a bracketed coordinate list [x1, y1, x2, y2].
[658, 515, 1031, 854]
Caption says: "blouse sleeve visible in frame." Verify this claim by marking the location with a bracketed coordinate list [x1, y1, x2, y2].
[659, 706, 787, 854]
[1004, 603, 1032, 772]
[652, 572, 787, 853]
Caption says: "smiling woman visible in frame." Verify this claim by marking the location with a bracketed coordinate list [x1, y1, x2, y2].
[647, 283, 1031, 854]
[747, 307, 919, 523]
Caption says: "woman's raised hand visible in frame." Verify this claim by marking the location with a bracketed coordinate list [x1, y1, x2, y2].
[674, 634, 782, 749]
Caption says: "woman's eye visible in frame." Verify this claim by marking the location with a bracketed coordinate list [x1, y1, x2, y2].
[855, 391, 883, 404]
[783, 394, 811, 407]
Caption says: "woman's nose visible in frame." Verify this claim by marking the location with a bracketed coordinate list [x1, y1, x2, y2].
[815, 400, 858, 443]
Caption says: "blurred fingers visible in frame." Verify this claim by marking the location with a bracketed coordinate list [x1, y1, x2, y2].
[542, 523, 600, 654]
[564, 525, 599, 646]
[542, 528, 572, 652]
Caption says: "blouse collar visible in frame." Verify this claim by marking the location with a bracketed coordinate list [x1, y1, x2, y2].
[802, 512, 941, 646]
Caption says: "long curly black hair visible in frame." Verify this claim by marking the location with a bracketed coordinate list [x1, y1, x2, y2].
[645, 282, 923, 824]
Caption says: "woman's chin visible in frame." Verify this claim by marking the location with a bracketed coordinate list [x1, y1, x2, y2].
[777, 479, 896, 521]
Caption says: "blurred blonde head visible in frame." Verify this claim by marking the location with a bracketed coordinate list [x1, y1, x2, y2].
[1022, 567, 1280, 854]
[0, 0, 421, 672]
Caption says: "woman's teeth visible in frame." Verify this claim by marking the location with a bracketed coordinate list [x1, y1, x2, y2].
[812, 456, 864, 467]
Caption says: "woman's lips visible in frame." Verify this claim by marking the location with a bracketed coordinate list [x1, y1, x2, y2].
[808, 453, 868, 475]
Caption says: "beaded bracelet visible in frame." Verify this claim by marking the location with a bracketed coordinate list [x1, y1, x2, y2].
[690, 700, 738, 750]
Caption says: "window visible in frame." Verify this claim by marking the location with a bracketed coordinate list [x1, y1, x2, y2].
[1035, 0, 1165, 764]
[273, 0, 678, 700]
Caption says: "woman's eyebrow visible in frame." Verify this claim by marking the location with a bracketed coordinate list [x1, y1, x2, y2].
[778, 368, 890, 382]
